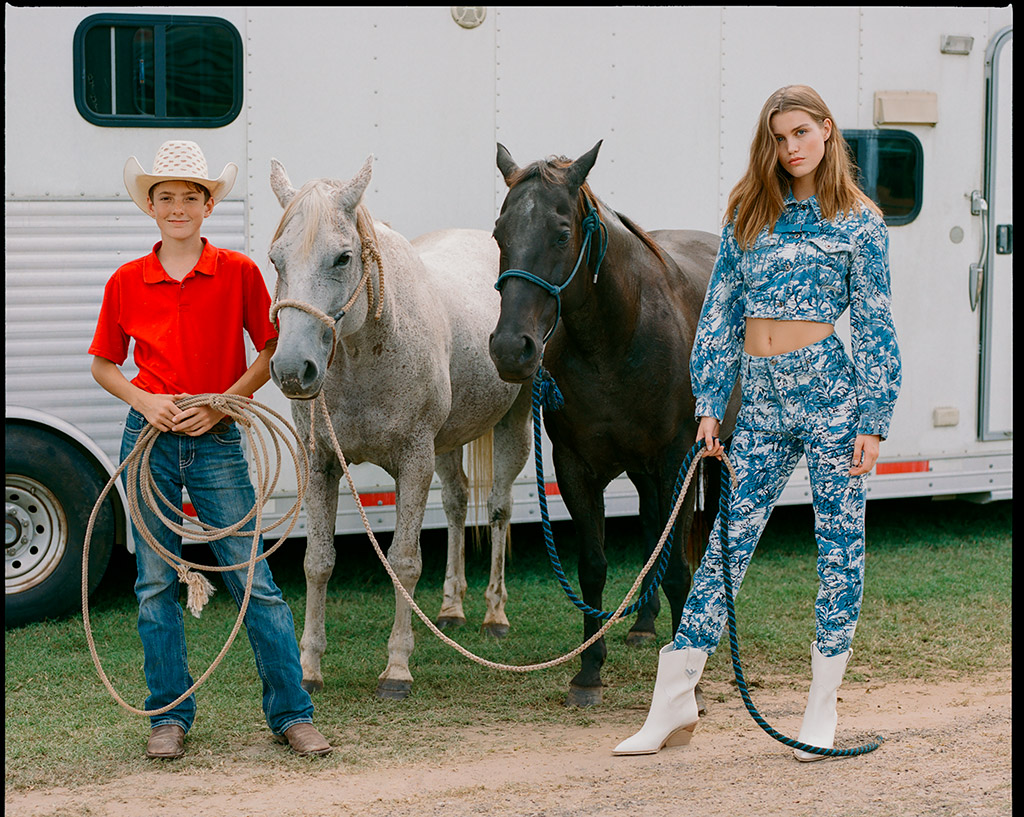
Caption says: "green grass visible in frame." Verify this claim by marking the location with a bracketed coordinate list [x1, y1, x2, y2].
[4, 496, 1011, 790]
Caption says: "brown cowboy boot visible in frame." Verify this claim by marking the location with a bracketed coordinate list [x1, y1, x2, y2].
[145, 724, 186, 759]
[273, 722, 332, 756]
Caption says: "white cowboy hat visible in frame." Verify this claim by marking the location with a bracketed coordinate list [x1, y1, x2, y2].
[123, 140, 238, 214]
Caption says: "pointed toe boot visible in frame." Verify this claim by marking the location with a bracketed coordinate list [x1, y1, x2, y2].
[613, 644, 708, 756]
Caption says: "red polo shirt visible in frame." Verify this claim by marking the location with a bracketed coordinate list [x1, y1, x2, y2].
[89, 239, 278, 396]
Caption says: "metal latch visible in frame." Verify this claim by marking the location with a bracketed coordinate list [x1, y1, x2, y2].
[995, 224, 1013, 255]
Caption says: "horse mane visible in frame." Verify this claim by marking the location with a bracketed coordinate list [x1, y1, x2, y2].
[507, 156, 669, 269]
[272, 179, 377, 264]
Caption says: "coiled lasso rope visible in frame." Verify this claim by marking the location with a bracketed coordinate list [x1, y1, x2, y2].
[81, 394, 309, 716]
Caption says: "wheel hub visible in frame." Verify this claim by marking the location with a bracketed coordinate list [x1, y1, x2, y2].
[5, 476, 68, 593]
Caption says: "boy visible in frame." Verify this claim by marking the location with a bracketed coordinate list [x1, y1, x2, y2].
[89, 140, 330, 759]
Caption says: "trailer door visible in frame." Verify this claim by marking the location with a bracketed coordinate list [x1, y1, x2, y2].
[978, 27, 1013, 441]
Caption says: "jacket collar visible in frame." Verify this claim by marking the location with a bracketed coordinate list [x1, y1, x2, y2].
[782, 190, 823, 220]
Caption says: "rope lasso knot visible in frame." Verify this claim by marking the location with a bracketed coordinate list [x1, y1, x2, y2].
[175, 565, 217, 618]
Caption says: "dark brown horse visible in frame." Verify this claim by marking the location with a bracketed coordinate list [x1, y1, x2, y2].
[488, 141, 737, 706]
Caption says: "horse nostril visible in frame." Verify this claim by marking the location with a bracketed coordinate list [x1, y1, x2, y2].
[518, 334, 537, 365]
[300, 359, 320, 390]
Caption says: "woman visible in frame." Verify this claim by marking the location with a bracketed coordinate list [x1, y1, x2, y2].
[613, 85, 901, 760]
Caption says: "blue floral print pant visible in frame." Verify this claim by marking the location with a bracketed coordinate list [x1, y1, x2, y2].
[675, 333, 865, 658]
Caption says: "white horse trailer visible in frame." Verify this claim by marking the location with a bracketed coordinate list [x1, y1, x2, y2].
[5, 6, 1013, 626]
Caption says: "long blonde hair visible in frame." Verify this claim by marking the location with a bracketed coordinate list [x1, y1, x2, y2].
[725, 85, 881, 248]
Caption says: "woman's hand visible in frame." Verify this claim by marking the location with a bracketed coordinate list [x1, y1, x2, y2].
[697, 416, 723, 459]
[850, 434, 881, 476]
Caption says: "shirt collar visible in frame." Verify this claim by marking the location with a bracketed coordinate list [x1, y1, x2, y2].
[142, 238, 215, 283]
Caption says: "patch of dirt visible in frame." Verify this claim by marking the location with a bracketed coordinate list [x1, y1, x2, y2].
[6, 672, 1010, 817]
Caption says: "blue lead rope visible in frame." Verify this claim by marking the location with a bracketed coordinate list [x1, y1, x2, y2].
[531, 369, 699, 621]
[532, 369, 883, 756]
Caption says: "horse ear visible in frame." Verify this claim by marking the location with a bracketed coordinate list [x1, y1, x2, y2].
[337, 155, 374, 213]
[270, 159, 298, 208]
[496, 143, 519, 186]
[566, 140, 603, 193]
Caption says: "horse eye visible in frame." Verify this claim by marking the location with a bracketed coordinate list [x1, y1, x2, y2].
[556, 231, 571, 247]
[334, 252, 352, 268]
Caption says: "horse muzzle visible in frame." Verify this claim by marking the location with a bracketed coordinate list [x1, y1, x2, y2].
[269, 351, 326, 400]
[488, 329, 542, 384]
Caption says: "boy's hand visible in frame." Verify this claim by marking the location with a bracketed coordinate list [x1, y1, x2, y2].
[170, 394, 226, 436]
[136, 393, 186, 433]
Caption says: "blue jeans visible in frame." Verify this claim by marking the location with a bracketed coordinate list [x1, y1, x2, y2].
[675, 334, 866, 658]
[121, 408, 314, 734]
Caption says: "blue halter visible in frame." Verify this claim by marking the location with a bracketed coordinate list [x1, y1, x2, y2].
[494, 201, 608, 342]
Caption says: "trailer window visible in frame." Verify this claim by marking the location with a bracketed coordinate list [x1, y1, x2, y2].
[73, 14, 242, 128]
[844, 130, 923, 226]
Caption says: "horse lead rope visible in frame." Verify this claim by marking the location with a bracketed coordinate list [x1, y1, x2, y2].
[531, 368, 882, 755]
[313, 391, 714, 672]
[531, 370, 688, 620]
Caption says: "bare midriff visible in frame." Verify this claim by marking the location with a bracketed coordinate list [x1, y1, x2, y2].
[744, 318, 834, 357]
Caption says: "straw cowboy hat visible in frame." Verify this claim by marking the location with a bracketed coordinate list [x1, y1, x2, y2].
[124, 140, 238, 214]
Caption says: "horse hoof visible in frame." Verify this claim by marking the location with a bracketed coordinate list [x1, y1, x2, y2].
[436, 616, 467, 631]
[376, 679, 412, 700]
[301, 678, 323, 694]
[480, 623, 509, 639]
[625, 630, 657, 647]
[564, 684, 603, 708]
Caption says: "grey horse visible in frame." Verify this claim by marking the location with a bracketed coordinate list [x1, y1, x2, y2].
[267, 157, 531, 698]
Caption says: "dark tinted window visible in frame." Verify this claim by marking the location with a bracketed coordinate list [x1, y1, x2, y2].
[844, 130, 923, 226]
[74, 14, 242, 127]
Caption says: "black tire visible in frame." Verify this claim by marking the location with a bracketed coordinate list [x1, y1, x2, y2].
[5, 423, 115, 628]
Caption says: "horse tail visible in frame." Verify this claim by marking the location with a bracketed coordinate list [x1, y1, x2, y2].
[685, 455, 719, 571]
[466, 430, 495, 553]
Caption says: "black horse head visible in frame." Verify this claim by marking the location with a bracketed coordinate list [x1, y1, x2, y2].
[488, 141, 603, 383]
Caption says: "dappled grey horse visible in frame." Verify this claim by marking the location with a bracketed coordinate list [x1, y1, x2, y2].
[268, 157, 531, 698]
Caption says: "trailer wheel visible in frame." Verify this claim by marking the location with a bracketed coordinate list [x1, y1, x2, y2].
[5, 424, 114, 628]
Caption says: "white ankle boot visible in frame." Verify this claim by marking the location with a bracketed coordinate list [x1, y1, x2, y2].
[612, 644, 708, 755]
[793, 642, 851, 762]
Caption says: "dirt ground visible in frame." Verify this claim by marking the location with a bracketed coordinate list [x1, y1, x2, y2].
[6, 671, 1010, 817]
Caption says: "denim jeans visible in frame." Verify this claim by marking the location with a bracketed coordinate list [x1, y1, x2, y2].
[121, 408, 314, 734]
[675, 334, 866, 659]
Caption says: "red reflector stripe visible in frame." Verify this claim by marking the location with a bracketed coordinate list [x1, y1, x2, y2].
[875, 460, 929, 475]
[545, 482, 560, 496]
[360, 492, 396, 507]
[182, 502, 197, 517]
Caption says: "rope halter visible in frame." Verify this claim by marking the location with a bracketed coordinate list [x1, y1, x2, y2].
[494, 199, 608, 343]
[269, 205, 384, 369]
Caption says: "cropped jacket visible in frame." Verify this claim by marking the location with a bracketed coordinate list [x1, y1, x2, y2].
[690, 193, 901, 439]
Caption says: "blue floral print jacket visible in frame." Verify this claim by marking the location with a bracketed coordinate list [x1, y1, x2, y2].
[691, 192, 901, 438]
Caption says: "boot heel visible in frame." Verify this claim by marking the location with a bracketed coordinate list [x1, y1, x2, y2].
[664, 722, 697, 748]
